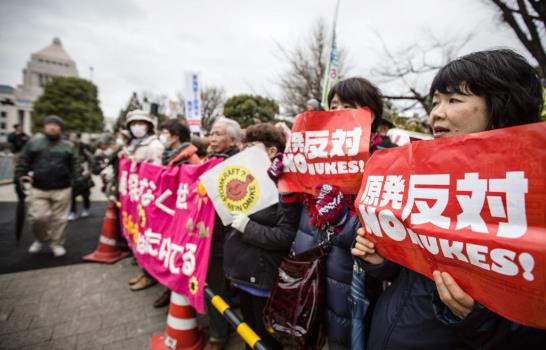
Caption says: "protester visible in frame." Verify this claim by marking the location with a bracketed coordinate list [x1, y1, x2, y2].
[124, 110, 164, 291]
[190, 135, 209, 161]
[159, 119, 200, 167]
[7, 124, 29, 168]
[14, 115, 81, 257]
[100, 130, 129, 199]
[352, 49, 546, 349]
[374, 112, 398, 149]
[67, 132, 94, 220]
[287, 77, 385, 349]
[122, 110, 163, 165]
[223, 123, 297, 350]
[92, 134, 114, 177]
[306, 98, 321, 111]
[149, 119, 202, 308]
[204, 117, 241, 350]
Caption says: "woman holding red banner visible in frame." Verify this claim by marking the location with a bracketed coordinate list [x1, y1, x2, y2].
[223, 123, 299, 350]
[352, 49, 546, 349]
[287, 77, 385, 350]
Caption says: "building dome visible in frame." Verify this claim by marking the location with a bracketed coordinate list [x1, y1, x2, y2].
[35, 37, 74, 62]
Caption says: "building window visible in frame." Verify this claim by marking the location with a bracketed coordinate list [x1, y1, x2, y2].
[1, 111, 6, 118]
[0, 122, 6, 130]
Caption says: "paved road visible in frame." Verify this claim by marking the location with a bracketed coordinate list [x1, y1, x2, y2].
[0, 258, 245, 350]
[0, 180, 245, 349]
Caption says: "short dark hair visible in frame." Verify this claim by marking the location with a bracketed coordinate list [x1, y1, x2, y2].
[327, 77, 384, 132]
[244, 123, 286, 153]
[429, 49, 543, 130]
[190, 136, 208, 158]
[160, 119, 191, 143]
[13, 124, 20, 129]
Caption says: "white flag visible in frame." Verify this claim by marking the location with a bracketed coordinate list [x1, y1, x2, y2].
[199, 146, 279, 225]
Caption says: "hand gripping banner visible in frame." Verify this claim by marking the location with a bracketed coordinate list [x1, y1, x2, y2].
[118, 157, 222, 313]
[278, 108, 372, 194]
[355, 122, 546, 328]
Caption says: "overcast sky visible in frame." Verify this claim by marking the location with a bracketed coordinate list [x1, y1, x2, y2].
[0, 0, 532, 118]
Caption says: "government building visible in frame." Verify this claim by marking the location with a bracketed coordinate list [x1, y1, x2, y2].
[0, 38, 79, 142]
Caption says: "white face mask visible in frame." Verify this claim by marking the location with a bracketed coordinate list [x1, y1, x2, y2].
[130, 124, 147, 138]
[159, 134, 169, 146]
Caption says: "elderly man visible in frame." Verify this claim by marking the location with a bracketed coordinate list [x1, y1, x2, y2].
[204, 117, 241, 350]
[15, 116, 80, 257]
[306, 98, 321, 112]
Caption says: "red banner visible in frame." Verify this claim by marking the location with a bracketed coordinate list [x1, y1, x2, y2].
[355, 122, 546, 329]
[278, 108, 372, 194]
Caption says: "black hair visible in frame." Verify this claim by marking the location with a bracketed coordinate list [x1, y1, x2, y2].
[190, 136, 208, 158]
[244, 123, 286, 153]
[327, 77, 384, 132]
[429, 49, 543, 129]
[160, 119, 191, 143]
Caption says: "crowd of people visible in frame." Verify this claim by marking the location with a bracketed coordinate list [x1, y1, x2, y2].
[10, 48, 546, 349]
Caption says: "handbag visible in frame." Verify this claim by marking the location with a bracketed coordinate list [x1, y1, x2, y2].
[263, 232, 332, 349]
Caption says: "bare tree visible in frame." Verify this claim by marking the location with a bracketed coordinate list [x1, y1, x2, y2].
[277, 18, 349, 116]
[487, 0, 545, 77]
[200, 86, 226, 132]
[372, 32, 473, 115]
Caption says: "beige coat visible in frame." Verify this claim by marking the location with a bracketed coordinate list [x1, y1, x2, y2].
[126, 135, 164, 165]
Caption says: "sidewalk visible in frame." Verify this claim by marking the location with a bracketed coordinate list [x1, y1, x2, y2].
[0, 259, 244, 350]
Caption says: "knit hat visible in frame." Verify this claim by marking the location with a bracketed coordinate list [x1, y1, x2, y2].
[314, 184, 348, 228]
[43, 115, 65, 129]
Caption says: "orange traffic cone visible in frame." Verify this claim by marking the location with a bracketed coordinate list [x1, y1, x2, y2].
[150, 292, 204, 350]
[82, 200, 129, 264]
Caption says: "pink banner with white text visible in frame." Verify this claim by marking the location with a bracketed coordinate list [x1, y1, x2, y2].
[118, 157, 222, 313]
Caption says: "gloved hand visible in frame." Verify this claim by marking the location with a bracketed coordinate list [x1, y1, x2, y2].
[267, 153, 284, 183]
[231, 211, 250, 233]
[314, 184, 348, 228]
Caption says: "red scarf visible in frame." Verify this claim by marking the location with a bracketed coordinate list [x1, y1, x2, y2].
[301, 192, 356, 234]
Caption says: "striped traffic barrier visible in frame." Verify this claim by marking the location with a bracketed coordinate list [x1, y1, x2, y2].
[150, 291, 205, 350]
[205, 287, 269, 350]
[82, 200, 129, 263]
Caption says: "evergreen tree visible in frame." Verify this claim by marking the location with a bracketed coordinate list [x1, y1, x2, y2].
[223, 94, 279, 128]
[32, 77, 104, 132]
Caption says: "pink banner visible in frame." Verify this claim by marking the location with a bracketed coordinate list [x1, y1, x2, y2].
[118, 158, 222, 313]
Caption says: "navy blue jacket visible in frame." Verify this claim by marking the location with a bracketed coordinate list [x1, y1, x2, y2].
[359, 258, 546, 350]
[291, 206, 359, 347]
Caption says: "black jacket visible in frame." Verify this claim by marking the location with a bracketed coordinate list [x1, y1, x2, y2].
[15, 134, 80, 190]
[290, 204, 383, 347]
[223, 203, 298, 291]
[360, 259, 546, 350]
[8, 132, 29, 153]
